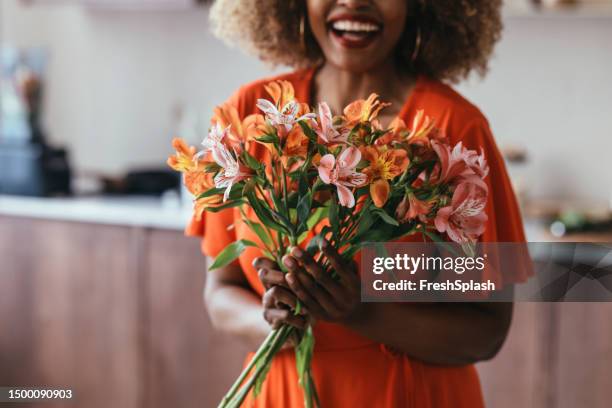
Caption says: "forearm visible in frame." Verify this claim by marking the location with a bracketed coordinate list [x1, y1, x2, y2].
[345, 302, 512, 365]
[204, 261, 270, 349]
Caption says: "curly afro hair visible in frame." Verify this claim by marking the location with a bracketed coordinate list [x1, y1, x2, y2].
[210, 0, 502, 83]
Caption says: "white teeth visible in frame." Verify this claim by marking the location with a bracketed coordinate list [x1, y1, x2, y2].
[331, 20, 380, 33]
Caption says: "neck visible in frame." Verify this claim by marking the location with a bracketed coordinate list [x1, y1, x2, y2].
[312, 60, 415, 119]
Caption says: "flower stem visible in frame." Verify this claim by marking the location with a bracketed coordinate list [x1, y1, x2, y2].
[225, 325, 293, 408]
[217, 329, 279, 408]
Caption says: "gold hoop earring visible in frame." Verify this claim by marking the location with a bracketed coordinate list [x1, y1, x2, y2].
[299, 14, 307, 53]
[411, 27, 422, 63]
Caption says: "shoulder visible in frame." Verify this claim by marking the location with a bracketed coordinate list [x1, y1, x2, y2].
[412, 77, 491, 138]
[227, 68, 314, 116]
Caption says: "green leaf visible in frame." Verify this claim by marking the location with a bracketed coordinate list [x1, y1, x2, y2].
[247, 221, 274, 249]
[421, 229, 460, 256]
[328, 197, 339, 237]
[374, 209, 400, 226]
[205, 200, 245, 213]
[256, 133, 280, 145]
[242, 150, 264, 171]
[298, 120, 318, 142]
[296, 191, 312, 228]
[244, 181, 289, 233]
[196, 187, 225, 200]
[208, 239, 258, 270]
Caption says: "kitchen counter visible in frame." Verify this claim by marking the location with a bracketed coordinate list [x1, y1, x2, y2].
[0, 194, 193, 230]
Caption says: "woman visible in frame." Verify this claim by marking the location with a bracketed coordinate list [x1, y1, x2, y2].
[188, 0, 528, 406]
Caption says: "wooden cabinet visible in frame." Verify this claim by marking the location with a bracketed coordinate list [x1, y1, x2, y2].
[0, 217, 142, 408]
[0, 216, 247, 408]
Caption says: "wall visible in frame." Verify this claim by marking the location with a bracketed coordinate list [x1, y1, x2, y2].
[1, 1, 611, 203]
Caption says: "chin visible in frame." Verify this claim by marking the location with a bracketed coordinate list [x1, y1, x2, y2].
[328, 54, 386, 74]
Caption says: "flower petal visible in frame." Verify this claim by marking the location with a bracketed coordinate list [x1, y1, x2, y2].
[370, 179, 390, 208]
[335, 183, 355, 208]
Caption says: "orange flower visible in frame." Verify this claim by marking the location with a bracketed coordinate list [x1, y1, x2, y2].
[183, 170, 214, 196]
[167, 137, 197, 172]
[369, 179, 391, 208]
[343, 93, 390, 126]
[374, 117, 409, 146]
[193, 194, 223, 221]
[264, 80, 295, 108]
[407, 110, 443, 146]
[282, 126, 309, 171]
[212, 104, 253, 152]
[396, 192, 433, 223]
[362, 146, 409, 207]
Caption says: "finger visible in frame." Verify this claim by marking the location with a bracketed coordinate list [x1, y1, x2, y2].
[288, 270, 340, 319]
[262, 286, 299, 311]
[252, 257, 278, 271]
[285, 272, 327, 318]
[263, 308, 307, 330]
[321, 240, 357, 288]
[258, 267, 289, 289]
[291, 246, 341, 293]
[289, 247, 324, 280]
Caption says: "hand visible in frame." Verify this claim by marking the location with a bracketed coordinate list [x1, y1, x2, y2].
[252, 257, 309, 332]
[282, 240, 361, 324]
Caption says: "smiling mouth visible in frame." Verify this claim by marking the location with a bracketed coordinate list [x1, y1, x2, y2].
[327, 16, 382, 49]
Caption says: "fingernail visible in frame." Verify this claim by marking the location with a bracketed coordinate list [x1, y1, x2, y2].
[286, 273, 295, 284]
[252, 258, 260, 267]
[283, 256, 295, 268]
[322, 239, 329, 248]
[293, 247, 303, 258]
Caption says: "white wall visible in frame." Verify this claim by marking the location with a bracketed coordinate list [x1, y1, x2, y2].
[1, 1, 611, 203]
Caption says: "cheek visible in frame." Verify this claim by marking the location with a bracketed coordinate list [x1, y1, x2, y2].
[379, 1, 408, 46]
[306, 0, 330, 43]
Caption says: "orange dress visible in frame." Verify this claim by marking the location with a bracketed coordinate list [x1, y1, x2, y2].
[187, 68, 528, 408]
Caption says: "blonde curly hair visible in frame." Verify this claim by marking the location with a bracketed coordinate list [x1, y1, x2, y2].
[210, 0, 502, 83]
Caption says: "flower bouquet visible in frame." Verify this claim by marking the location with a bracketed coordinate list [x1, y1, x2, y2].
[168, 81, 489, 408]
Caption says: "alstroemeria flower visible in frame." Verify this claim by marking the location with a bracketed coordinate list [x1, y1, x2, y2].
[431, 140, 471, 184]
[434, 177, 488, 244]
[212, 103, 257, 153]
[374, 117, 409, 146]
[199, 123, 229, 156]
[256, 98, 315, 137]
[362, 146, 409, 207]
[193, 193, 223, 221]
[315, 102, 346, 145]
[343, 93, 390, 127]
[407, 110, 442, 146]
[396, 192, 433, 223]
[317, 146, 367, 208]
[212, 145, 251, 201]
[264, 80, 295, 109]
[167, 138, 198, 172]
[464, 148, 490, 179]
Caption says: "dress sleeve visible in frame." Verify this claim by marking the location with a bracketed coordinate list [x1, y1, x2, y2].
[184, 87, 245, 257]
[456, 118, 532, 286]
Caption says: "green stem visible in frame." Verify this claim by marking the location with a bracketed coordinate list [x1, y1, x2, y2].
[218, 329, 279, 408]
[226, 325, 293, 408]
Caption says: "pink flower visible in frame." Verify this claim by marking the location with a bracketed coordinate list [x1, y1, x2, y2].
[464, 148, 490, 179]
[431, 141, 470, 183]
[256, 98, 315, 137]
[315, 102, 347, 145]
[212, 144, 251, 201]
[434, 177, 488, 244]
[318, 146, 367, 208]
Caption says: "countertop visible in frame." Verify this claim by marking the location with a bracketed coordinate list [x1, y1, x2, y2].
[0, 194, 193, 231]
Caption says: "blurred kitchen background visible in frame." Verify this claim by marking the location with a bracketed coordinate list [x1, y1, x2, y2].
[1, 0, 611, 407]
